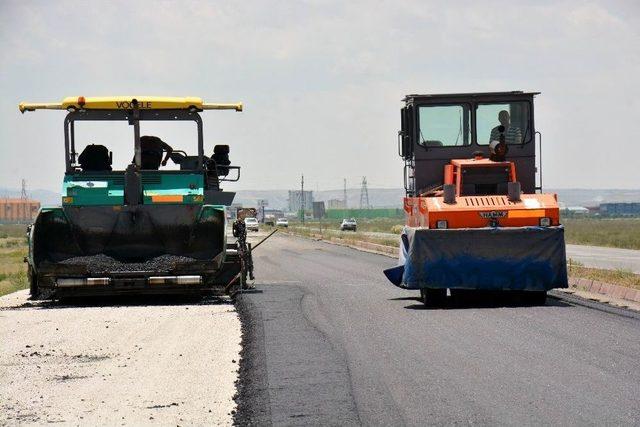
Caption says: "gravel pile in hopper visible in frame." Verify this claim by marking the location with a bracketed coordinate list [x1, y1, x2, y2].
[59, 254, 197, 274]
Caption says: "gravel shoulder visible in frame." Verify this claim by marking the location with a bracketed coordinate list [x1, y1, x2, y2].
[0, 290, 240, 426]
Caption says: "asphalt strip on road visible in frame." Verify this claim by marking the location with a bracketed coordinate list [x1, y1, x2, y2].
[233, 233, 640, 426]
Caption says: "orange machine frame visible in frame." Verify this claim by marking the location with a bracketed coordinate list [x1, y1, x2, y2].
[405, 160, 559, 229]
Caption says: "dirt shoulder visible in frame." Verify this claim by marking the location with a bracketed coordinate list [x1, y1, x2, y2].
[0, 290, 240, 426]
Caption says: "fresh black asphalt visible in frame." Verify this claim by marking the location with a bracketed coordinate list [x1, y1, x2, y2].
[234, 234, 640, 426]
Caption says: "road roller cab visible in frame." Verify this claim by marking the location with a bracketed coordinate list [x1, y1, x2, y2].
[20, 96, 248, 299]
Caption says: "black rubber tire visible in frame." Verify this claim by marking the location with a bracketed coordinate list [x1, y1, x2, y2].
[450, 289, 471, 305]
[422, 288, 447, 307]
[28, 265, 38, 300]
[526, 291, 547, 306]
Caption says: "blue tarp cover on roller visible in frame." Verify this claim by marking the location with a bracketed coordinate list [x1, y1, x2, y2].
[384, 226, 568, 291]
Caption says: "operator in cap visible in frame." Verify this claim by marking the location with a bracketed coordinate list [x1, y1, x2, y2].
[489, 110, 522, 145]
[138, 135, 174, 169]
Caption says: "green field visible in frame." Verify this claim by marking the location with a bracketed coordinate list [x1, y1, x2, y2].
[0, 224, 29, 297]
[562, 218, 640, 250]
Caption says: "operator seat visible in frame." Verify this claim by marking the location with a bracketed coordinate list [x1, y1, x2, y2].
[78, 144, 112, 171]
[204, 145, 231, 191]
[212, 145, 231, 176]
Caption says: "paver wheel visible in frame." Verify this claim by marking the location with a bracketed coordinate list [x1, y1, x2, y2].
[28, 265, 39, 300]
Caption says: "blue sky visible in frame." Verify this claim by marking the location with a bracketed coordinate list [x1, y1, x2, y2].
[1, 0, 638, 192]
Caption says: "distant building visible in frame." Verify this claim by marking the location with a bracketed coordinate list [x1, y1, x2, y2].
[263, 208, 284, 219]
[561, 206, 589, 215]
[586, 206, 600, 215]
[599, 202, 640, 217]
[327, 198, 346, 209]
[288, 190, 314, 212]
[0, 198, 40, 223]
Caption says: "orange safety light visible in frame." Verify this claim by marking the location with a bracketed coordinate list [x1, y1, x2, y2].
[77, 96, 86, 106]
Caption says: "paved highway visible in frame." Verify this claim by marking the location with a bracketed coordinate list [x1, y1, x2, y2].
[235, 233, 640, 426]
[566, 244, 640, 273]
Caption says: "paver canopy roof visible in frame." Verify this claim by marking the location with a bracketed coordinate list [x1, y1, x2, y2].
[19, 96, 242, 113]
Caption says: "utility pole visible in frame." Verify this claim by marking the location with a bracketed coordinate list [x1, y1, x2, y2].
[301, 174, 305, 224]
[343, 178, 348, 209]
[359, 176, 370, 209]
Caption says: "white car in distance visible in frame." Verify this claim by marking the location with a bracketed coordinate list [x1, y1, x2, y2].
[340, 218, 357, 232]
[244, 217, 259, 232]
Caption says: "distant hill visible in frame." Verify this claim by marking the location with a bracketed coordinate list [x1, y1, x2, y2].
[235, 188, 640, 210]
[234, 188, 404, 210]
[548, 189, 640, 208]
[1, 186, 637, 210]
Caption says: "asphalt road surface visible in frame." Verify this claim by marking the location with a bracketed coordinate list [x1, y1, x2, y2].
[0, 291, 240, 426]
[566, 244, 640, 273]
[236, 233, 640, 426]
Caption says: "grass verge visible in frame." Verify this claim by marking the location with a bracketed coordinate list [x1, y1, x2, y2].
[562, 218, 640, 250]
[0, 229, 29, 297]
[287, 224, 400, 248]
[568, 260, 640, 290]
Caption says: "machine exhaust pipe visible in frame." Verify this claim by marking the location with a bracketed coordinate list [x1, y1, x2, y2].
[508, 181, 521, 202]
[443, 184, 456, 204]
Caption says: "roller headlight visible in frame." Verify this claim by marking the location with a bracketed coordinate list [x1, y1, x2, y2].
[539, 217, 551, 227]
[436, 220, 448, 229]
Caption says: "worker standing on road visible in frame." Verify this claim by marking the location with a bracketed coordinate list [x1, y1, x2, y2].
[233, 209, 255, 287]
[489, 110, 522, 145]
[139, 135, 174, 170]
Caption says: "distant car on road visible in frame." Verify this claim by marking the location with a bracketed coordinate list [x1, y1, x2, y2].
[244, 217, 259, 232]
[276, 218, 289, 228]
[340, 218, 357, 232]
[264, 214, 276, 226]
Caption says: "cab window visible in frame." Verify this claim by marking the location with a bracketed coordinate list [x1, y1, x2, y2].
[418, 104, 471, 147]
[476, 102, 532, 145]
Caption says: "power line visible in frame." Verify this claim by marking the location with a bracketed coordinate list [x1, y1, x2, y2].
[20, 179, 27, 200]
[359, 176, 370, 209]
[343, 178, 347, 209]
[301, 173, 305, 224]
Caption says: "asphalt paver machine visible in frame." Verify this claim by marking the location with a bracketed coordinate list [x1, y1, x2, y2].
[385, 91, 568, 305]
[20, 96, 253, 299]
